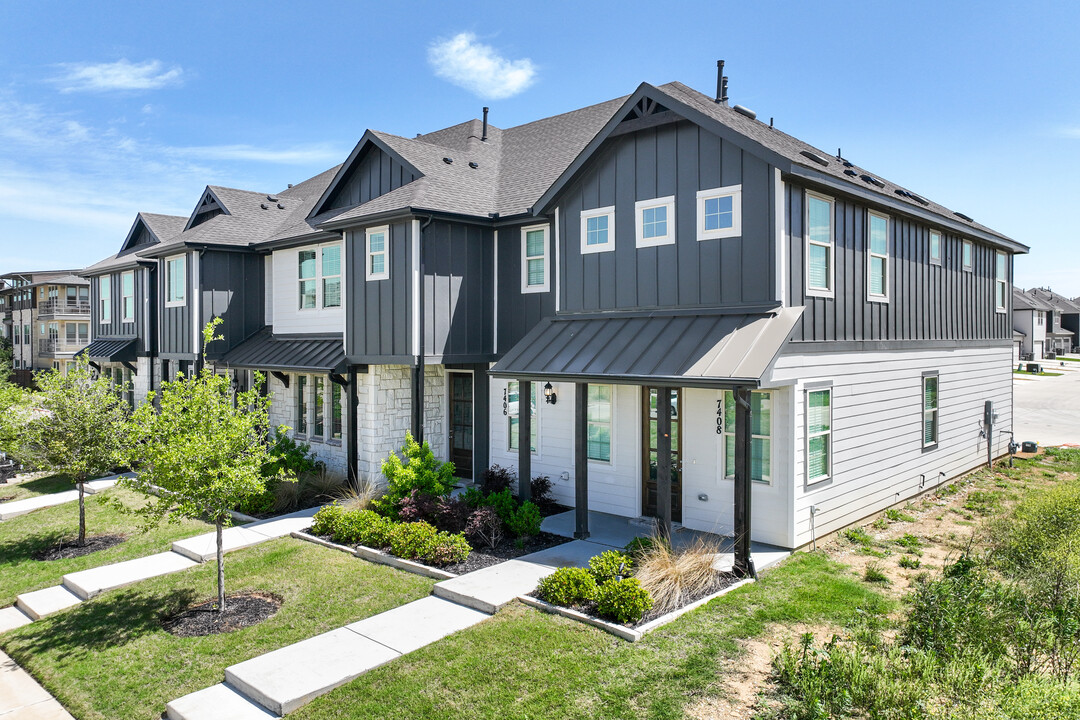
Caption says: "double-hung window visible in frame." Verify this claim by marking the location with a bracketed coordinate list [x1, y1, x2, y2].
[521, 225, 549, 292]
[1037, 312, 1044, 326]
[922, 373, 939, 448]
[805, 193, 834, 296]
[806, 387, 832, 484]
[165, 255, 186, 306]
[697, 185, 741, 240]
[298, 250, 317, 309]
[580, 207, 614, 255]
[930, 231, 942, 265]
[507, 381, 537, 452]
[962, 240, 973, 271]
[587, 384, 612, 462]
[322, 246, 342, 307]
[121, 271, 135, 322]
[995, 251, 1007, 312]
[99, 276, 111, 322]
[635, 196, 675, 247]
[366, 226, 389, 281]
[868, 212, 889, 301]
[723, 390, 772, 484]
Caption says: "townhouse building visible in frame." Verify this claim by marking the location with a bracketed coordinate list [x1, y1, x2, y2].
[83, 78, 1026, 566]
[1026, 288, 1079, 356]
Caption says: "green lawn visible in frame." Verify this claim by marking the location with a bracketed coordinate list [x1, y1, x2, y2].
[1, 537, 434, 720]
[290, 552, 892, 720]
[0, 487, 212, 606]
[1013, 369, 1064, 376]
[0, 473, 76, 503]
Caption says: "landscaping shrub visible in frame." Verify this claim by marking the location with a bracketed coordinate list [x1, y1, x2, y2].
[262, 429, 321, 478]
[624, 536, 656, 557]
[530, 474, 555, 510]
[310, 504, 343, 537]
[506, 501, 542, 537]
[373, 433, 455, 517]
[435, 496, 471, 534]
[465, 507, 504, 550]
[537, 567, 598, 607]
[595, 577, 653, 624]
[387, 521, 440, 561]
[398, 490, 440, 524]
[588, 550, 634, 586]
[483, 487, 518, 524]
[479, 464, 515, 495]
[634, 536, 723, 615]
[426, 532, 471, 567]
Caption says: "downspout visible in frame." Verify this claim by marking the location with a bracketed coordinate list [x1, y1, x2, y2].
[411, 216, 434, 443]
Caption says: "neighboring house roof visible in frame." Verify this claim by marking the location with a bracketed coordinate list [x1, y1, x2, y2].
[1028, 288, 1080, 314]
[82, 212, 187, 275]
[21, 273, 88, 288]
[1013, 287, 1055, 312]
[1013, 330, 1026, 339]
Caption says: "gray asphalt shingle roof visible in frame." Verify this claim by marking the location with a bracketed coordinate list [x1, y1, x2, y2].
[83, 212, 188, 274]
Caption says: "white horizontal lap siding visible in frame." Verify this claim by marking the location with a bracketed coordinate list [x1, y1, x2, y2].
[771, 346, 1013, 546]
[488, 377, 640, 517]
[271, 245, 343, 335]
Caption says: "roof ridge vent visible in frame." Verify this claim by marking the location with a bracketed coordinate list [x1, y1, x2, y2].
[732, 104, 757, 120]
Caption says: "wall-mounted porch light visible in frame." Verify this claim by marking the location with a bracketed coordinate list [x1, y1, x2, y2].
[543, 381, 557, 405]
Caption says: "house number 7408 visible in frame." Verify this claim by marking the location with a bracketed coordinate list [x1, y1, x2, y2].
[715, 399, 723, 435]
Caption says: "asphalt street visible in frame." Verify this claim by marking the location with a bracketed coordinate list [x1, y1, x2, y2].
[1013, 355, 1080, 447]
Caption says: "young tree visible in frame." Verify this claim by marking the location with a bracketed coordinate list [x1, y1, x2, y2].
[0, 381, 32, 460]
[18, 357, 130, 545]
[0, 336, 13, 384]
[122, 319, 287, 611]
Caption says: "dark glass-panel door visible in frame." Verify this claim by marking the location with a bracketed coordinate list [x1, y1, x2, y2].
[448, 373, 474, 479]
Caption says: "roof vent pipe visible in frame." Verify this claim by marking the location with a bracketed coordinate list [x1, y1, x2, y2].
[733, 104, 756, 120]
[482, 107, 489, 141]
[715, 60, 726, 103]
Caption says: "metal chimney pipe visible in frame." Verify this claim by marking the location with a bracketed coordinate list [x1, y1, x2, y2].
[482, 107, 489, 141]
[715, 61, 725, 103]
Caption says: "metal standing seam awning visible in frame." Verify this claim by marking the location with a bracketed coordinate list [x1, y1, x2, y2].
[76, 338, 137, 363]
[489, 307, 804, 387]
[216, 328, 348, 374]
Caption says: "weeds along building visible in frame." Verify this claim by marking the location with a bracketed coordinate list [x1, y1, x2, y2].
[82, 77, 1027, 552]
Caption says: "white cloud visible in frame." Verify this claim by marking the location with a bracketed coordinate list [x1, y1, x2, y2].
[168, 143, 344, 165]
[53, 59, 184, 93]
[428, 33, 536, 100]
[1060, 126, 1080, 139]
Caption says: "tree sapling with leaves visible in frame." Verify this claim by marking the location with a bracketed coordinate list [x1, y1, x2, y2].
[18, 357, 130, 545]
[122, 319, 291, 612]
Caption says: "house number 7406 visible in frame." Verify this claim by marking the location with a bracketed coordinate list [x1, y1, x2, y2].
[502, 388, 508, 416]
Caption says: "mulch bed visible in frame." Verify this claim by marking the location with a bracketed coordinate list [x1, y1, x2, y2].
[0, 495, 16, 503]
[161, 592, 283, 637]
[441, 532, 569, 574]
[32, 534, 127, 561]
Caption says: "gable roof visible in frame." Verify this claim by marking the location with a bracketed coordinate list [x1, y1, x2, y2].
[1013, 287, 1054, 312]
[1027, 287, 1080, 314]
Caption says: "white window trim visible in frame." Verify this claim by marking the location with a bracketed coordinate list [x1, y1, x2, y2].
[586, 383, 614, 465]
[164, 255, 186, 308]
[804, 191, 835, 298]
[867, 211, 890, 303]
[635, 196, 676, 248]
[297, 241, 344, 308]
[579, 206, 615, 255]
[805, 383, 833, 486]
[962, 240, 973, 272]
[520, 224, 550, 293]
[922, 372, 939, 449]
[99, 276, 112, 323]
[995, 250, 1007, 314]
[722, 389, 773, 485]
[321, 244, 342, 308]
[365, 226, 390, 281]
[121, 270, 135, 323]
[929, 230, 942, 266]
[696, 185, 742, 241]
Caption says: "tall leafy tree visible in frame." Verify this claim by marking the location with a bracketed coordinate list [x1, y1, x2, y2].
[123, 319, 285, 611]
[0, 336, 13, 384]
[19, 357, 130, 545]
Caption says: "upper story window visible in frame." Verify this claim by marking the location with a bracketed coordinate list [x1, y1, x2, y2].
[1038, 311, 1045, 326]
[521, 225, 549, 293]
[868, 212, 889, 301]
[322, 245, 342, 307]
[165, 255, 186, 307]
[995, 251, 1007, 312]
[962, 240, 973, 271]
[121, 271, 135, 322]
[805, 192, 834, 296]
[580, 206, 614, 255]
[298, 250, 317, 309]
[930, 231, 942, 265]
[99, 276, 111, 322]
[635, 196, 675, 248]
[366, 226, 389, 281]
[697, 185, 742, 240]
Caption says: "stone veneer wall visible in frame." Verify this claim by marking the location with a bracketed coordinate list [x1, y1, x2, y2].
[265, 371, 348, 478]
[132, 356, 152, 407]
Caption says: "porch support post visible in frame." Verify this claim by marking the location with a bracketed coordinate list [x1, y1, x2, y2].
[734, 386, 756, 578]
[574, 382, 589, 539]
[472, 363, 490, 482]
[517, 380, 532, 503]
[656, 387, 673, 542]
[347, 367, 359, 489]
[411, 363, 424, 444]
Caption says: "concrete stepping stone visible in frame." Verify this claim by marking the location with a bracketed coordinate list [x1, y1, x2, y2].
[171, 525, 274, 563]
[166, 683, 278, 720]
[346, 596, 488, 654]
[83, 474, 129, 494]
[225, 627, 401, 715]
[0, 650, 75, 719]
[16, 586, 82, 621]
[62, 551, 198, 600]
[0, 607, 33, 633]
[0, 491, 80, 521]
[245, 507, 321, 539]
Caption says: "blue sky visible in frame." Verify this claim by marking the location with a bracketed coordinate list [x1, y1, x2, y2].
[1, 1, 1078, 295]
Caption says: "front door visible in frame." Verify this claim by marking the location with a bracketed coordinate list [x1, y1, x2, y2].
[448, 373, 474, 479]
[642, 387, 682, 522]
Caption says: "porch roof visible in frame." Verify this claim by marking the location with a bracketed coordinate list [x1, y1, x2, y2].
[76, 338, 136, 363]
[217, 328, 347, 374]
[490, 307, 803, 388]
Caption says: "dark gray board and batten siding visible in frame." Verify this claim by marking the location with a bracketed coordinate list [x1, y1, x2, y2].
[90, 268, 152, 356]
[323, 147, 418, 212]
[556, 120, 775, 314]
[345, 221, 412, 362]
[158, 250, 195, 357]
[784, 184, 1012, 345]
[496, 220, 555, 355]
[200, 250, 265, 359]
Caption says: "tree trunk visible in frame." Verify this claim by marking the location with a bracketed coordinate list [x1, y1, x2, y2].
[216, 518, 226, 612]
[77, 481, 86, 546]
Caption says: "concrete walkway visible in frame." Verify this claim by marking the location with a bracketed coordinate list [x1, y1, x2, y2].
[0, 650, 75, 720]
[0, 474, 128, 521]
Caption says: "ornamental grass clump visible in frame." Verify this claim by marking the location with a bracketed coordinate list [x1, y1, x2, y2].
[633, 535, 724, 615]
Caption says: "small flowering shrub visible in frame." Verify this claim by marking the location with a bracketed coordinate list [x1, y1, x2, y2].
[595, 577, 653, 624]
[537, 567, 598, 607]
[399, 490, 440, 525]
